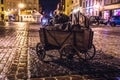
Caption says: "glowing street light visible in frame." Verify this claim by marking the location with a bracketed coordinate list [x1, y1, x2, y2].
[18, 3, 25, 9]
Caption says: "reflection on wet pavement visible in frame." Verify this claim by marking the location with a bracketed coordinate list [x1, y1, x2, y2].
[92, 27, 120, 58]
[0, 23, 120, 80]
[0, 22, 28, 80]
[0, 23, 16, 37]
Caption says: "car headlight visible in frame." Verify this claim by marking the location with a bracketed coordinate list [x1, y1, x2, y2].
[41, 18, 48, 25]
[42, 18, 47, 23]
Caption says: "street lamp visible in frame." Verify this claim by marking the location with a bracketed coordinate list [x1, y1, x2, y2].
[18, 3, 25, 9]
[18, 3, 25, 21]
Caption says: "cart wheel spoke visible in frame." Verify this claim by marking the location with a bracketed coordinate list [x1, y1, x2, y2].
[60, 44, 75, 60]
[86, 52, 91, 57]
[36, 43, 46, 61]
[85, 44, 96, 60]
[78, 44, 96, 60]
[84, 53, 87, 59]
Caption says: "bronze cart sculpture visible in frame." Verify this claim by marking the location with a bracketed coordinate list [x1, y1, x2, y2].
[36, 12, 96, 61]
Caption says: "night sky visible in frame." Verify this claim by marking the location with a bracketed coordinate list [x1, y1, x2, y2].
[39, 0, 60, 14]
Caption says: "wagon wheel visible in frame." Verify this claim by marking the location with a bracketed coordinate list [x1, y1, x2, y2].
[60, 44, 76, 60]
[77, 44, 96, 60]
[36, 43, 46, 61]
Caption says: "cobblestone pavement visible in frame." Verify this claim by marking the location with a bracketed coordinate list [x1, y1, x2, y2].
[28, 25, 120, 80]
[0, 22, 28, 80]
[1, 23, 120, 80]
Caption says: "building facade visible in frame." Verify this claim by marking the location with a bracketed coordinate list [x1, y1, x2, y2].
[72, 0, 120, 18]
[4, 0, 40, 22]
[57, 0, 73, 16]
[85, 0, 120, 19]
[85, 0, 104, 17]
[0, 0, 4, 21]
[72, 0, 86, 14]
[103, 0, 120, 19]
[56, 0, 120, 20]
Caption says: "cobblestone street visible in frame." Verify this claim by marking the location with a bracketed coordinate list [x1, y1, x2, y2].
[29, 25, 120, 80]
[0, 22, 28, 80]
[0, 23, 120, 80]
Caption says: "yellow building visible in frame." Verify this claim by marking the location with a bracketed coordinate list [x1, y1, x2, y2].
[64, 0, 73, 15]
[0, 0, 4, 21]
[60, 0, 73, 16]
[72, 0, 84, 14]
[4, 0, 40, 22]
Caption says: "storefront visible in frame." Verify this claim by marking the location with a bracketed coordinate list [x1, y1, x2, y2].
[113, 9, 120, 16]
[103, 3, 120, 19]
[103, 8, 120, 20]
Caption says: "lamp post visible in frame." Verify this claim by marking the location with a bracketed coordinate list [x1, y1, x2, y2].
[18, 3, 25, 21]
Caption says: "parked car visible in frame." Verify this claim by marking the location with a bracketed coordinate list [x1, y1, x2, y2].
[110, 16, 120, 26]
[89, 16, 108, 26]
[99, 18, 108, 25]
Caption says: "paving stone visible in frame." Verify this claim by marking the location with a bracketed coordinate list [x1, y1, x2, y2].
[1, 60, 7, 63]
[30, 78, 44, 80]
[56, 76, 70, 80]
[18, 67, 27, 73]
[19, 60, 27, 63]
[44, 77, 56, 80]
[71, 75, 84, 80]
[18, 63, 27, 67]
[7, 74, 15, 80]
[14, 60, 19, 64]
[16, 72, 27, 79]
[0, 64, 5, 73]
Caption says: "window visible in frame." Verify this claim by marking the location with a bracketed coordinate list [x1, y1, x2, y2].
[95, 0, 97, 5]
[1, 7, 4, 11]
[83, 1, 85, 8]
[88, 0, 90, 7]
[112, 0, 119, 3]
[86, 1, 88, 7]
[92, 0, 94, 6]
[1, 0, 4, 4]
[72, 0, 73, 3]
[99, 0, 102, 5]
[90, 0, 92, 6]
[79, 0, 82, 6]
[104, 0, 112, 5]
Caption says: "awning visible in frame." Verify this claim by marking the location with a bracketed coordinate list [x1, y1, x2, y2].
[20, 11, 32, 15]
[9, 11, 18, 14]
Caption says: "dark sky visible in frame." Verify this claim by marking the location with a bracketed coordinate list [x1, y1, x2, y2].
[39, 0, 60, 13]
